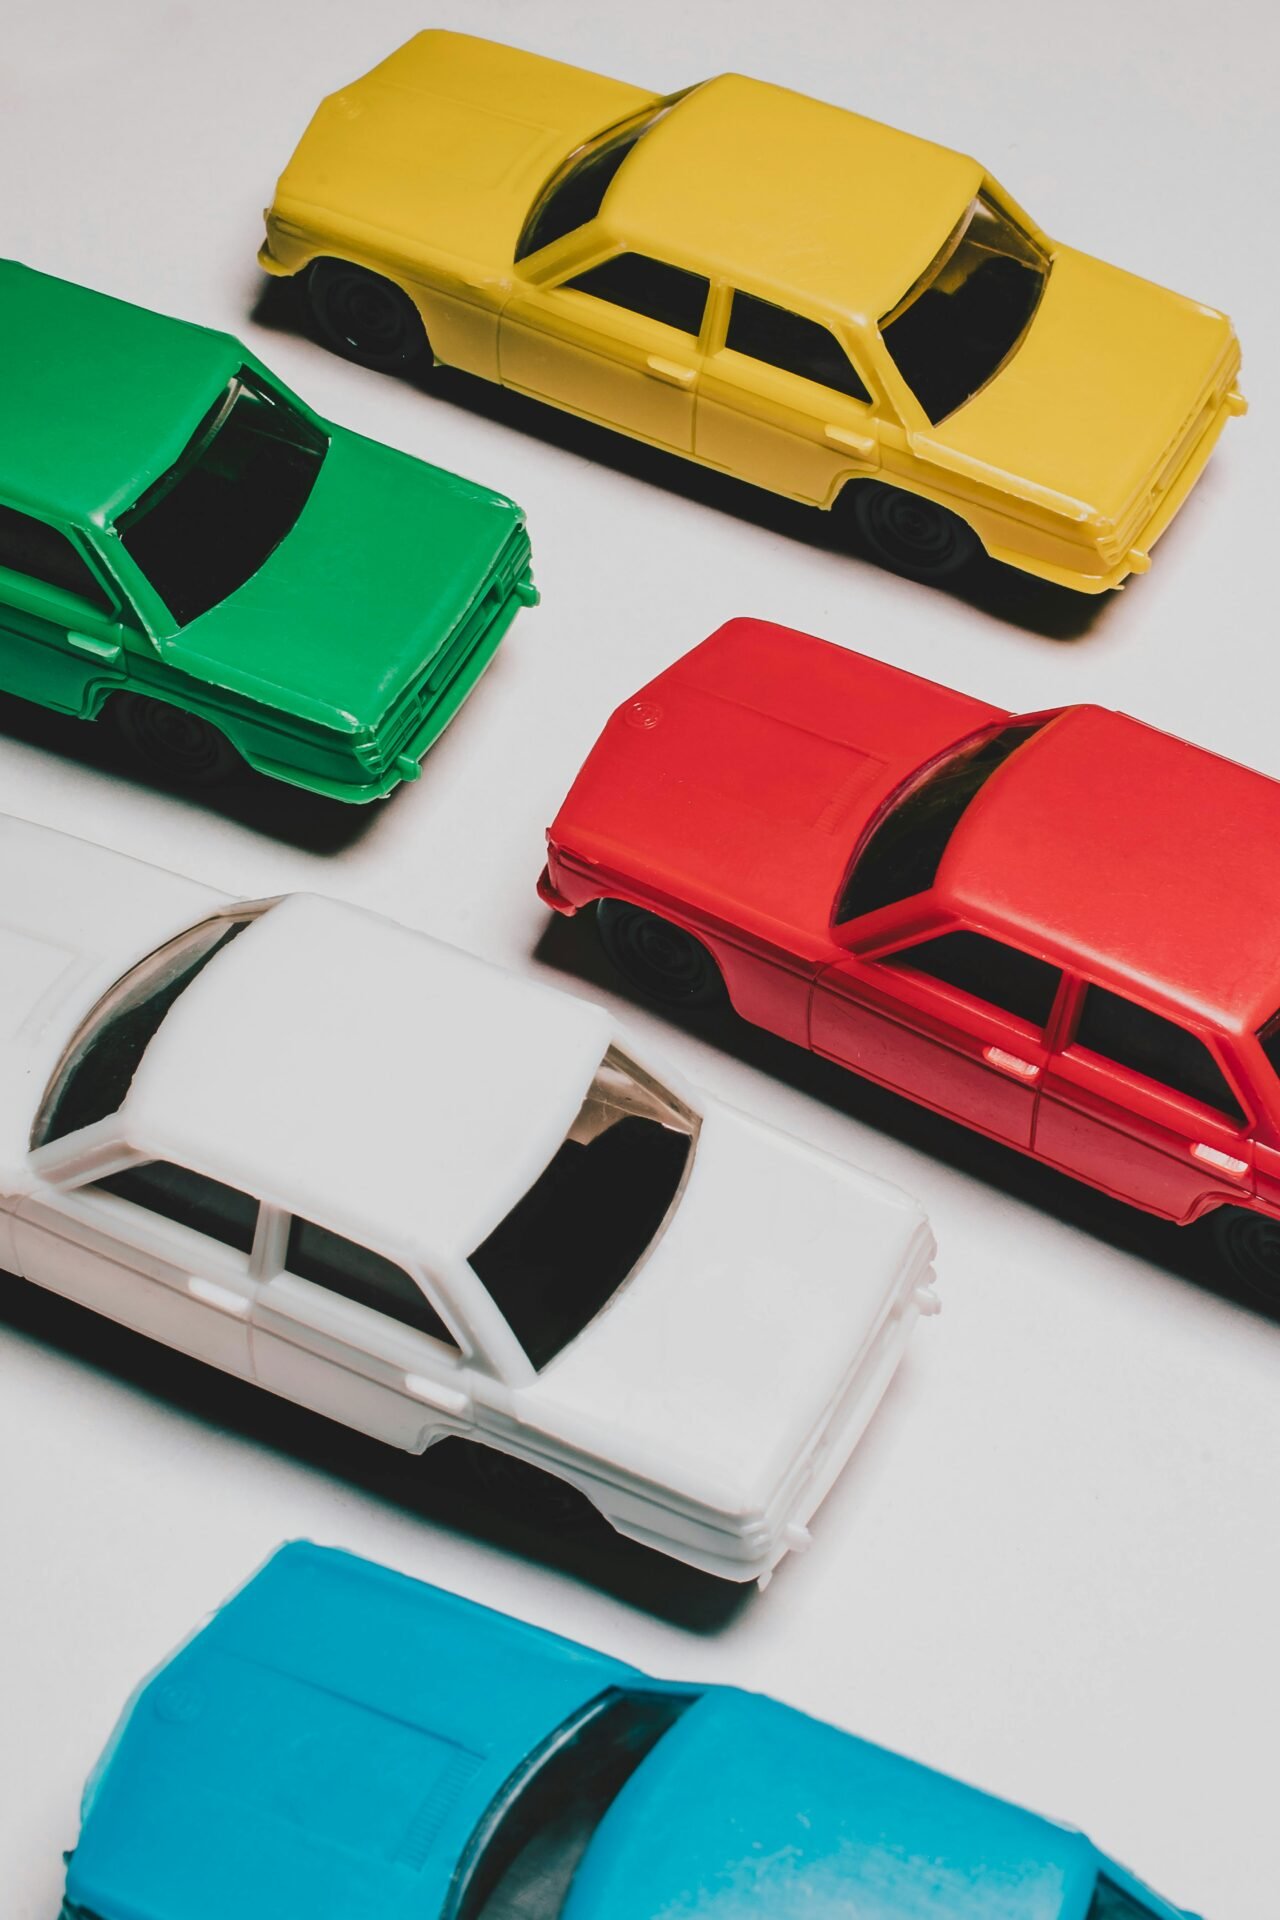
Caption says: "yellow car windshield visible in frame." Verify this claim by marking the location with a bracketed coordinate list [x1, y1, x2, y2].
[880, 193, 1049, 423]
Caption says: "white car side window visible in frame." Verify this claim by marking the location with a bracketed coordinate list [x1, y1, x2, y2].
[91, 1160, 259, 1254]
[284, 1215, 459, 1350]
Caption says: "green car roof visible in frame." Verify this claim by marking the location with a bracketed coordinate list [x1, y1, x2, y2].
[0, 260, 244, 523]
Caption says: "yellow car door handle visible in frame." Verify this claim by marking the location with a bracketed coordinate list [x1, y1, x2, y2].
[824, 423, 878, 458]
[645, 355, 696, 388]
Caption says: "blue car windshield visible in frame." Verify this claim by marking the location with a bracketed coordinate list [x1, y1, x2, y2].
[448, 1688, 695, 1920]
[118, 369, 327, 627]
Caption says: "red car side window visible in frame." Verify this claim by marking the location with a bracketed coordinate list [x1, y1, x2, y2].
[1072, 986, 1244, 1122]
[886, 930, 1061, 1027]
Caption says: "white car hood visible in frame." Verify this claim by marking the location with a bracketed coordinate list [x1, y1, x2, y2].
[0, 819, 225, 1180]
[523, 1101, 931, 1517]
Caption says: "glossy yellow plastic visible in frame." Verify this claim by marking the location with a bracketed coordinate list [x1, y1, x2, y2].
[262, 33, 1246, 592]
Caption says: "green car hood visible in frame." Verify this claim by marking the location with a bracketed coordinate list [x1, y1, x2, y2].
[156, 425, 526, 729]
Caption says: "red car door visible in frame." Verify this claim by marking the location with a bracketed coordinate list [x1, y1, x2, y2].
[1033, 982, 1256, 1220]
[811, 928, 1064, 1147]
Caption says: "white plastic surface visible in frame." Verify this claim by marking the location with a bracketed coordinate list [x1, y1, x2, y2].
[0, 817, 933, 1581]
[1, 9, 1277, 1920]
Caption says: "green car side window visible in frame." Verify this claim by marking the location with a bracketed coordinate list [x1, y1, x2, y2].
[0, 501, 112, 614]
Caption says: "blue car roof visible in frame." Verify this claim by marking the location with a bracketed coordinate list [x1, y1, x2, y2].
[67, 1544, 1189, 1920]
[66, 1543, 632, 1920]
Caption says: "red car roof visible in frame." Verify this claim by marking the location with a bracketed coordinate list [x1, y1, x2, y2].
[553, 620, 1280, 1034]
[939, 704, 1280, 1032]
[551, 619, 1002, 946]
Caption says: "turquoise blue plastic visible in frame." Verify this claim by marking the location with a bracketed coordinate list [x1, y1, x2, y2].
[64, 1543, 1195, 1920]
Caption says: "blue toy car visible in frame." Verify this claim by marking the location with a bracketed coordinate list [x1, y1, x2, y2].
[64, 1543, 1194, 1920]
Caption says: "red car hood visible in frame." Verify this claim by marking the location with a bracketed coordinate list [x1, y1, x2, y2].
[549, 619, 1005, 943]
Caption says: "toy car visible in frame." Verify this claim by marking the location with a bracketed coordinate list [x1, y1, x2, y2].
[62, 1540, 1195, 1920]
[0, 814, 936, 1584]
[541, 617, 1280, 1299]
[260, 31, 1244, 593]
[0, 261, 535, 801]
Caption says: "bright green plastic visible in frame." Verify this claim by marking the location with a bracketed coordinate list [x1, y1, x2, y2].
[0, 262, 536, 801]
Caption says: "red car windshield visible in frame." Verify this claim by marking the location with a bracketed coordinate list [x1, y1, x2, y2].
[836, 719, 1048, 922]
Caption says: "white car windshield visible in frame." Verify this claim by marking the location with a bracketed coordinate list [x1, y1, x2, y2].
[469, 1047, 698, 1369]
[32, 905, 274, 1147]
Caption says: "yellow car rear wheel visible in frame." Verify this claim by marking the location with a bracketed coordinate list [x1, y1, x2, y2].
[305, 259, 428, 373]
[848, 481, 979, 584]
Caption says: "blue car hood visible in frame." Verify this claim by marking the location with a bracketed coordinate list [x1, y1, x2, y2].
[563, 1692, 1143, 1920]
[67, 1544, 628, 1920]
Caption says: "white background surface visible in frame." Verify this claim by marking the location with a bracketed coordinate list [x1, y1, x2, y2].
[1, 4, 1277, 1915]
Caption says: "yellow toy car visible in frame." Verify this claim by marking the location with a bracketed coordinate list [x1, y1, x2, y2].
[260, 32, 1245, 593]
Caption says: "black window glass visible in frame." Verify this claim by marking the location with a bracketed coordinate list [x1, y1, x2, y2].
[726, 291, 871, 402]
[1075, 987, 1243, 1121]
[1085, 1879, 1158, 1920]
[565, 254, 708, 336]
[1258, 1010, 1280, 1080]
[94, 1160, 258, 1254]
[518, 129, 641, 260]
[119, 370, 327, 628]
[36, 919, 251, 1147]
[838, 721, 1047, 923]
[452, 1689, 695, 1920]
[888, 930, 1061, 1027]
[287, 1215, 457, 1348]
[0, 502, 111, 610]
[880, 193, 1048, 423]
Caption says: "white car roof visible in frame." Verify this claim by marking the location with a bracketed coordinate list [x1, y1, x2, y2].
[121, 894, 618, 1268]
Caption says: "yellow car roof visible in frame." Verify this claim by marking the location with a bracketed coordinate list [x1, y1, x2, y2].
[273, 31, 657, 271]
[607, 75, 983, 325]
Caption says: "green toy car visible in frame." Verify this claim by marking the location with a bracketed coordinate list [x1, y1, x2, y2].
[0, 263, 536, 800]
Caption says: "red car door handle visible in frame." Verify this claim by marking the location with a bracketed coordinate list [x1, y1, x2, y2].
[983, 1045, 1041, 1083]
[1189, 1141, 1249, 1178]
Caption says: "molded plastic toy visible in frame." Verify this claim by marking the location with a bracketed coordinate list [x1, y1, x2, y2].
[542, 617, 1280, 1299]
[0, 261, 535, 801]
[261, 31, 1244, 593]
[0, 815, 936, 1584]
[63, 1541, 1195, 1920]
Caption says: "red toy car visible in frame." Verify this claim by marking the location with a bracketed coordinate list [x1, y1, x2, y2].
[541, 618, 1280, 1297]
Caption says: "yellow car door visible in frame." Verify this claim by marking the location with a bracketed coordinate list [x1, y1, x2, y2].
[499, 251, 709, 451]
[697, 288, 881, 503]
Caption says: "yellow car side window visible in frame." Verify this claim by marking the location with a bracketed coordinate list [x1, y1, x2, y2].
[566, 254, 709, 336]
[725, 291, 870, 403]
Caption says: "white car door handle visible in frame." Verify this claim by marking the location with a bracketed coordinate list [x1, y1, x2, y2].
[404, 1374, 471, 1417]
[645, 354, 695, 387]
[1190, 1141, 1249, 1178]
[185, 1275, 252, 1317]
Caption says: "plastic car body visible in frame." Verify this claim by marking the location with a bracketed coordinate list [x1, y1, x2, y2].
[0, 815, 935, 1583]
[0, 261, 535, 801]
[541, 617, 1280, 1295]
[260, 31, 1244, 593]
[62, 1541, 1195, 1920]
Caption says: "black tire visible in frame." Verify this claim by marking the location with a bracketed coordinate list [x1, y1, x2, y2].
[1209, 1206, 1280, 1304]
[596, 899, 725, 1009]
[468, 1447, 595, 1531]
[848, 481, 980, 582]
[305, 259, 428, 372]
[113, 695, 242, 788]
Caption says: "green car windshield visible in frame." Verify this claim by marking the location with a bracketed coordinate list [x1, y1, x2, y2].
[118, 369, 327, 627]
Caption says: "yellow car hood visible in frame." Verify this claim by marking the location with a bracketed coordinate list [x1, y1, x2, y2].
[272, 31, 658, 272]
[917, 245, 1239, 525]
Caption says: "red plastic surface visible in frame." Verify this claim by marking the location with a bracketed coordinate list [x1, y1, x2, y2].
[543, 618, 1280, 1228]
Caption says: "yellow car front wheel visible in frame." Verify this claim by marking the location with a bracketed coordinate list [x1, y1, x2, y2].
[305, 259, 429, 374]
[847, 482, 980, 584]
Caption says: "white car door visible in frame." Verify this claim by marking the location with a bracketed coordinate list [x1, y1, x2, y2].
[249, 1211, 477, 1449]
[12, 1157, 260, 1377]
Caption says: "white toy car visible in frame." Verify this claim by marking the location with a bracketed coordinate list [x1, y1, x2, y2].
[0, 818, 937, 1583]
